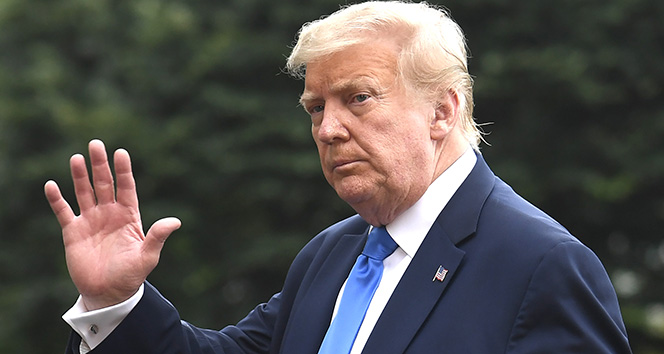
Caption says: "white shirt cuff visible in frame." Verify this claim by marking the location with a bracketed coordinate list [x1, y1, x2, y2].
[62, 284, 145, 351]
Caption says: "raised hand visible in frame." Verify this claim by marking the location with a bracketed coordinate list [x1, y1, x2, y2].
[45, 140, 181, 310]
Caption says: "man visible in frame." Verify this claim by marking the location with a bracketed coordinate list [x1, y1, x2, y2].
[45, 1, 632, 353]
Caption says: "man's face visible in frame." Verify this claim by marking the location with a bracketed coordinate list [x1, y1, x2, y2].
[301, 39, 439, 225]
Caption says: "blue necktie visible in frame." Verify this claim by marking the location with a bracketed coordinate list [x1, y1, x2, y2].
[318, 226, 398, 354]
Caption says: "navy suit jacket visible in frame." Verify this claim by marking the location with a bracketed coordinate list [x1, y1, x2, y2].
[67, 155, 631, 353]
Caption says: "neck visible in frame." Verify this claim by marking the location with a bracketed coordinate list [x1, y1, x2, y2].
[357, 135, 471, 227]
[430, 131, 470, 184]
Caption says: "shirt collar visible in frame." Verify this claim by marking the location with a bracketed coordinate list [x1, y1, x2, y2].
[385, 147, 477, 258]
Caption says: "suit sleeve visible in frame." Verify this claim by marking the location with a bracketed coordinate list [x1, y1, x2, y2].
[65, 282, 281, 354]
[62, 218, 352, 354]
[505, 241, 632, 353]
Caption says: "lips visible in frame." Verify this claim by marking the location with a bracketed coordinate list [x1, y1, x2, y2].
[334, 159, 355, 168]
[331, 158, 362, 172]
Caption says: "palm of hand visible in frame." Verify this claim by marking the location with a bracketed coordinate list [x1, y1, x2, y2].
[63, 203, 148, 306]
[45, 140, 180, 310]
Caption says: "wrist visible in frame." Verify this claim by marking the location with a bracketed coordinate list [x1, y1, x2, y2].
[63, 284, 145, 350]
[81, 287, 141, 311]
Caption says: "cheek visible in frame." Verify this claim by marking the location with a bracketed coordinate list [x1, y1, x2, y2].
[314, 143, 326, 165]
[382, 126, 430, 159]
[314, 143, 334, 180]
[311, 128, 324, 155]
[384, 134, 435, 177]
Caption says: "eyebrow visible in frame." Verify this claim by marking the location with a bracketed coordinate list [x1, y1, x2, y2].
[299, 91, 318, 107]
[299, 76, 381, 107]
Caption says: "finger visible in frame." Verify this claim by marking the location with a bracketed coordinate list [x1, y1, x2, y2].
[143, 217, 181, 262]
[145, 217, 181, 245]
[114, 148, 138, 208]
[70, 154, 96, 212]
[88, 139, 116, 205]
[44, 180, 76, 227]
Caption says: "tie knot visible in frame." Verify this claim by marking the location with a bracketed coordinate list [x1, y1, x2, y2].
[362, 226, 398, 261]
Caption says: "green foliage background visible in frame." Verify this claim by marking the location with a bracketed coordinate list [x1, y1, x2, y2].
[0, 0, 662, 352]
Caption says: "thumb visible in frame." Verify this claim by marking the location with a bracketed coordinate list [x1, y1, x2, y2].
[144, 217, 181, 254]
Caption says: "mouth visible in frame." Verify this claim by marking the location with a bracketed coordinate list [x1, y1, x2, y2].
[332, 159, 361, 172]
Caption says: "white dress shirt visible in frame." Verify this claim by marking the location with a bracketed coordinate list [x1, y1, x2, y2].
[63, 147, 477, 354]
[334, 147, 477, 354]
[63, 284, 144, 352]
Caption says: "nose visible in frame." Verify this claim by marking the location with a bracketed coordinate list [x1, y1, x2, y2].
[315, 104, 350, 144]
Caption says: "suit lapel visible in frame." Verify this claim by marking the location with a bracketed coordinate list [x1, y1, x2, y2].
[279, 228, 368, 354]
[362, 223, 464, 353]
[362, 154, 496, 353]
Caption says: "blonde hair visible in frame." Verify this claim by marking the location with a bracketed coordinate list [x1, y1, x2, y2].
[286, 1, 481, 149]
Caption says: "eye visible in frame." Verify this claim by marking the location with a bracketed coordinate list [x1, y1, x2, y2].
[307, 104, 324, 114]
[353, 94, 370, 103]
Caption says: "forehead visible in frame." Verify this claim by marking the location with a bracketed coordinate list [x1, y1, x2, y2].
[300, 40, 401, 102]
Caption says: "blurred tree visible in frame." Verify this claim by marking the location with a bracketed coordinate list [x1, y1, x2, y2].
[0, 0, 348, 351]
[450, 0, 664, 351]
[0, 0, 661, 352]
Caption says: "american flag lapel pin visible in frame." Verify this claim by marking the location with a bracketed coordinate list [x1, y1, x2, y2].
[433, 265, 448, 282]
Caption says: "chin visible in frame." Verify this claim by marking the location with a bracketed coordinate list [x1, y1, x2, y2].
[333, 171, 388, 201]
[333, 182, 372, 207]
[335, 189, 367, 205]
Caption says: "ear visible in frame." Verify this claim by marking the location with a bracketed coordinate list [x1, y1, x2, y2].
[430, 90, 460, 141]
